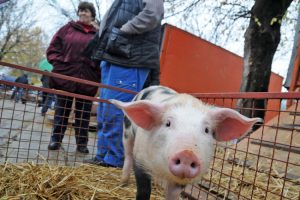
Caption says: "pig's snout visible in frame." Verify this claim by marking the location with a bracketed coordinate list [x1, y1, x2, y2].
[169, 150, 200, 179]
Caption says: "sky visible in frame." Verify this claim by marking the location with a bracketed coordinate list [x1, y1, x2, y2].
[31, 0, 297, 82]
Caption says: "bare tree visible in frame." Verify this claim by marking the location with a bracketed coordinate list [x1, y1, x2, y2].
[164, 0, 297, 54]
[43, 0, 103, 22]
[0, 0, 37, 61]
[164, 1, 253, 46]
[3, 28, 47, 68]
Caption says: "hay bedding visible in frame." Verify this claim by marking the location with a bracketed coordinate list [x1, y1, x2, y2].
[0, 163, 166, 200]
[1, 148, 299, 200]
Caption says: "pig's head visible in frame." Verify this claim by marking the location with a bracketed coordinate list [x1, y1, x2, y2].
[110, 94, 262, 185]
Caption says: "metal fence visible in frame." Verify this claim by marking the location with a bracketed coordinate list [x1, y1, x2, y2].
[0, 61, 299, 200]
[182, 93, 300, 200]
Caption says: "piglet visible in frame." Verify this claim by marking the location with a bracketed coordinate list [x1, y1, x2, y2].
[110, 86, 262, 200]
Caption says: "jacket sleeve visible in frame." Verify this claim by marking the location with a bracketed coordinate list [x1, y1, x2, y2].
[120, 0, 164, 34]
[46, 24, 69, 64]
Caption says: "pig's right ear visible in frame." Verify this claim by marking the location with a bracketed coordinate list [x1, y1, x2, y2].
[109, 99, 165, 131]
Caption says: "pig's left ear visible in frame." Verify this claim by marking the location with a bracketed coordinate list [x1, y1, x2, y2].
[210, 108, 263, 142]
[109, 99, 165, 131]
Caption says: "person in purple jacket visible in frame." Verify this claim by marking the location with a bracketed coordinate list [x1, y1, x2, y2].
[46, 2, 100, 154]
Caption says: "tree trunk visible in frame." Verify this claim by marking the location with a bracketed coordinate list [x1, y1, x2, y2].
[238, 0, 293, 120]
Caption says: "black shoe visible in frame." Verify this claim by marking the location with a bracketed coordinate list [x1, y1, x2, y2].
[48, 141, 61, 150]
[83, 157, 115, 168]
[77, 146, 89, 154]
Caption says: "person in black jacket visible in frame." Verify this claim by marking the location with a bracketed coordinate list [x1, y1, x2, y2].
[11, 74, 29, 103]
[84, 0, 164, 168]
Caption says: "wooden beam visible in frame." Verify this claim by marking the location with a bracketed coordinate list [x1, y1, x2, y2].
[250, 139, 300, 154]
[227, 157, 300, 181]
[289, 112, 300, 116]
[269, 125, 300, 132]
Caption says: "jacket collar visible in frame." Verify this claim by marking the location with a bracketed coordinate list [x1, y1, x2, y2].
[69, 20, 96, 33]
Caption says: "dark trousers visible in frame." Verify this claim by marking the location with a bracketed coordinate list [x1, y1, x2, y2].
[42, 92, 48, 104]
[41, 92, 54, 114]
[51, 95, 92, 147]
[41, 92, 48, 106]
[11, 87, 23, 102]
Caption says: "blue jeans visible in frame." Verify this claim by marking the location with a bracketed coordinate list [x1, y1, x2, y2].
[96, 61, 149, 167]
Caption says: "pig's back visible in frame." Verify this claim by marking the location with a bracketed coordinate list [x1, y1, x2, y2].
[133, 86, 177, 103]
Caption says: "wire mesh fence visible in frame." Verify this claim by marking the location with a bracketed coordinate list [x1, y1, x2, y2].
[182, 94, 300, 200]
[0, 61, 299, 200]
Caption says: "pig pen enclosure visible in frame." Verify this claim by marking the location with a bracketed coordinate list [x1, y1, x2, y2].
[0, 62, 299, 200]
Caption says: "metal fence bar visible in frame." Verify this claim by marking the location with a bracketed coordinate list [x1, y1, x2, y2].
[0, 61, 137, 95]
[192, 92, 300, 99]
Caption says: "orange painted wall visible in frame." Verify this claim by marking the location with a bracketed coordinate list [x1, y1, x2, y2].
[160, 24, 283, 121]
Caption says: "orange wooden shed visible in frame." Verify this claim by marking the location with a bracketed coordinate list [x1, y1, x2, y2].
[159, 24, 283, 121]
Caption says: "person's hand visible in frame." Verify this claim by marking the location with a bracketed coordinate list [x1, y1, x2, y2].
[112, 27, 128, 35]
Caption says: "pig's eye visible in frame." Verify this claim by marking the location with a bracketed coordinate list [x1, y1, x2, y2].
[205, 128, 209, 134]
[166, 120, 171, 127]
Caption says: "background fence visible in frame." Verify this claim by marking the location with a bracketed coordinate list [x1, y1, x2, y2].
[0, 61, 299, 200]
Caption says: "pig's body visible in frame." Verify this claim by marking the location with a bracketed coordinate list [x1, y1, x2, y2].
[110, 86, 262, 200]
